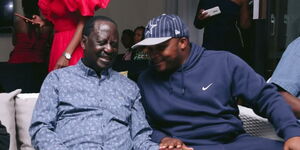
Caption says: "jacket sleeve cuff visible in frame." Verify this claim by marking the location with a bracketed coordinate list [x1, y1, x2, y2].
[151, 129, 168, 143]
[281, 123, 300, 141]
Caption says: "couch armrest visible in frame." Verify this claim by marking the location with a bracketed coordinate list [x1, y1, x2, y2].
[238, 105, 283, 141]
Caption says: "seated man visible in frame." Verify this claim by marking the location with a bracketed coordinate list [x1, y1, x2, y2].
[269, 37, 300, 118]
[29, 16, 158, 150]
[132, 14, 300, 150]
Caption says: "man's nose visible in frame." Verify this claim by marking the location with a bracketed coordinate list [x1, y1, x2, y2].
[104, 43, 113, 53]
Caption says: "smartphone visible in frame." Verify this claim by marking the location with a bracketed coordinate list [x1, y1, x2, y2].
[14, 13, 34, 23]
[202, 6, 221, 17]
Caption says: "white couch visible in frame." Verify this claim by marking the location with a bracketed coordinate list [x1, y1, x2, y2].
[0, 89, 282, 150]
[0, 89, 37, 150]
[238, 105, 282, 141]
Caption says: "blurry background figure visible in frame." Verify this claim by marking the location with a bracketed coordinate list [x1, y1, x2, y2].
[0, 0, 51, 93]
[33, 0, 111, 72]
[194, 0, 251, 61]
[128, 26, 150, 82]
[8, 0, 52, 64]
[121, 29, 134, 61]
[112, 29, 134, 72]
[133, 26, 145, 45]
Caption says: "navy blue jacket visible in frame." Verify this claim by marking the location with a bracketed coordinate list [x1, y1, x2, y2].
[138, 43, 300, 146]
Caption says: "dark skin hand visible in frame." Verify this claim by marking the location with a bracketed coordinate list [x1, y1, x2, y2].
[159, 137, 194, 150]
[279, 91, 300, 118]
[197, 9, 210, 20]
[284, 137, 300, 150]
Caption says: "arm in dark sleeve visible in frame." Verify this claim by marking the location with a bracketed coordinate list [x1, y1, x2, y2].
[228, 53, 300, 141]
[194, 1, 209, 29]
[150, 125, 169, 143]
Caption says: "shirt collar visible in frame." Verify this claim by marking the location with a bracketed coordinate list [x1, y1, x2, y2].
[77, 59, 112, 79]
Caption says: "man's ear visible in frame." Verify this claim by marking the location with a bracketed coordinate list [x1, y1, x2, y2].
[81, 35, 87, 50]
[178, 37, 188, 49]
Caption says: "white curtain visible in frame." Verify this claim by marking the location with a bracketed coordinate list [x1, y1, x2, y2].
[164, 0, 204, 45]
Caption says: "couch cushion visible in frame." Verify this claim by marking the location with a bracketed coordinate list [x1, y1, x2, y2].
[15, 93, 38, 150]
[0, 89, 22, 150]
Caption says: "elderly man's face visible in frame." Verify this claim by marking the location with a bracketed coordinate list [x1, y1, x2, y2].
[82, 20, 119, 72]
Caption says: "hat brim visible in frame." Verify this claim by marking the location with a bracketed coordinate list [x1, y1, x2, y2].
[131, 37, 172, 49]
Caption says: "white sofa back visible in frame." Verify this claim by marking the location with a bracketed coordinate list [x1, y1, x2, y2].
[0, 89, 37, 150]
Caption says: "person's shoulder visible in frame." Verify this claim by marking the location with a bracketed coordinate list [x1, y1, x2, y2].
[192, 44, 240, 62]
[111, 70, 138, 86]
[202, 49, 234, 59]
[48, 65, 77, 77]
[285, 37, 300, 53]
[203, 50, 247, 68]
[110, 70, 140, 96]
[139, 67, 152, 78]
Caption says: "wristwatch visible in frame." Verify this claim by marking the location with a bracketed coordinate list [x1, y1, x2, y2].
[63, 52, 72, 60]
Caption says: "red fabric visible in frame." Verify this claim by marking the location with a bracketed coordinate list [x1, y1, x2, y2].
[63, 0, 111, 16]
[38, 0, 110, 72]
[48, 29, 83, 72]
[8, 33, 48, 63]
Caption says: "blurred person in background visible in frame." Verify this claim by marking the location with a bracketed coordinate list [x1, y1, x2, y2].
[128, 26, 150, 82]
[194, 0, 251, 60]
[32, 0, 111, 72]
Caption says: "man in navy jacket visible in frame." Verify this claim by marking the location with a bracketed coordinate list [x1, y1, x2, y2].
[132, 14, 300, 150]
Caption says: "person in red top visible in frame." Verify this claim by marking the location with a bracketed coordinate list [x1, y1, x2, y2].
[33, 0, 111, 72]
[8, 0, 52, 64]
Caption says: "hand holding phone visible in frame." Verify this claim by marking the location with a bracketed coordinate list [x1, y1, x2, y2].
[15, 13, 34, 23]
[197, 9, 210, 20]
[202, 6, 221, 17]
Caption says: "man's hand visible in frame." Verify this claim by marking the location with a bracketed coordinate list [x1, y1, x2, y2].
[284, 137, 300, 150]
[197, 9, 210, 20]
[159, 137, 193, 150]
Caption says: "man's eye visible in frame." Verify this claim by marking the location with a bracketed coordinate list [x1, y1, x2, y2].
[110, 42, 118, 48]
[157, 45, 167, 51]
[98, 41, 107, 46]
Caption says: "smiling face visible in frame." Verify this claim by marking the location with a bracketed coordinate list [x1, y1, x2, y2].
[81, 20, 119, 74]
[144, 37, 190, 73]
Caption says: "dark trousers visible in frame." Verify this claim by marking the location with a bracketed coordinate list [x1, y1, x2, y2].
[192, 134, 283, 150]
